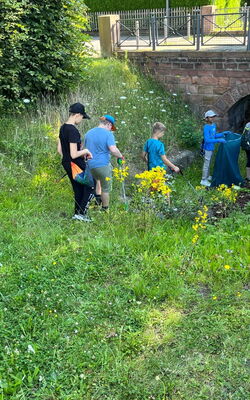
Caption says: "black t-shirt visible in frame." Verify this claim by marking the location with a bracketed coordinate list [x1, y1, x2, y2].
[59, 123, 86, 170]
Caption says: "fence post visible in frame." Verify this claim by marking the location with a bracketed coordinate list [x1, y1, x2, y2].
[98, 15, 120, 57]
[187, 12, 191, 38]
[164, 17, 168, 40]
[151, 16, 156, 51]
[196, 13, 201, 51]
[247, 8, 250, 50]
[135, 20, 140, 49]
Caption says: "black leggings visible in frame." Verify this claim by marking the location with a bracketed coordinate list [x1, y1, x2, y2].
[63, 162, 94, 215]
[246, 150, 250, 168]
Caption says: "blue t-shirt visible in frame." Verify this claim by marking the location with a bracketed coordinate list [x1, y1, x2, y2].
[144, 138, 166, 170]
[203, 123, 225, 151]
[84, 127, 115, 169]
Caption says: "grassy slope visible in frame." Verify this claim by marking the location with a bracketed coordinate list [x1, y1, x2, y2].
[0, 59, 249, 400]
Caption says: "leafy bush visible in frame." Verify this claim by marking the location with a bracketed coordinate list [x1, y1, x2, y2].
[85, 1, 213, 12]
[0, 0, 90, 110]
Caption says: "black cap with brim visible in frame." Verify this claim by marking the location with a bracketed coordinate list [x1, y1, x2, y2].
[69, 102, 90, 119]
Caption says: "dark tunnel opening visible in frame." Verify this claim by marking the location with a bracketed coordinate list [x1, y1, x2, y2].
[228, 95, 250, 133]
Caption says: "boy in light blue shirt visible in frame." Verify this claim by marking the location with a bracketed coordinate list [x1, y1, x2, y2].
[142, 122, 180, 173]
[84, 115, 123, 210]
[201, 110, 226, 187]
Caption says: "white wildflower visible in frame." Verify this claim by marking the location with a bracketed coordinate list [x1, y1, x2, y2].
[119, 96, 127, 100]
[23, 99, 30, 104]
[27, 345, 35, 354]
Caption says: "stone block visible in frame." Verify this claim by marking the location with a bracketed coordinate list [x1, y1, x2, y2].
[238, 63, 249, 70]
[198, 85, 214, 95]
[199, 75, 218, 85]
[213, 86, 229, 95]
[215, 99, 228, 112]
[98, 14, 120, 57]
[230, 88, 242, 103]
[223, 63, 237, 70]
[217, 77, 230, 87]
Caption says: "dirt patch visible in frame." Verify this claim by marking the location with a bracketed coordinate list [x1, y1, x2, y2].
[236, 190, 250, 208]
[209, 186, 250, 220]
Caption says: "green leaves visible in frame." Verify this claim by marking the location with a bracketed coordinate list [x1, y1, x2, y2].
[85, 1, 214, 12]
[0, 0, 90, 110]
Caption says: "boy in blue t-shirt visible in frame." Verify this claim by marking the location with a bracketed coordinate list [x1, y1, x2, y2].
[201, 110, 226, 187]
[142, 122, 180, 173]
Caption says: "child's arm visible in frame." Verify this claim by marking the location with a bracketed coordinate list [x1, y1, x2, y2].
[204, 125, 225, 144]
[161, 155, 180, 173]
[57, 139, 63, 157]
[141, 151, 148, 163]
[215, 133, 225, 138]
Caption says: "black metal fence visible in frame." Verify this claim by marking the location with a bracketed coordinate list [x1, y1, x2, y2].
[113, 8, 250, 51]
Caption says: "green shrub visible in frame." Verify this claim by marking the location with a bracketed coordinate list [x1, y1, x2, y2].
[0, 0, 90, 110]
[85, 1, 213, 12]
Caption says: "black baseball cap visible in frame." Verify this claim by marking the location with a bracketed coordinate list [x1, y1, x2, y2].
[69, 103, 90, 119]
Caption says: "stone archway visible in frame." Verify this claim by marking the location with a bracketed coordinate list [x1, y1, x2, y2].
[214, 82, 250, 131]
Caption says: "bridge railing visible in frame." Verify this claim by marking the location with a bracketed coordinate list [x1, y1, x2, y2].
[111, 8, 250, 51]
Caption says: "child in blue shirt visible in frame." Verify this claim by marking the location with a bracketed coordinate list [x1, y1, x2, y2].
[142, 122, 180, 173]
[201, 110, 226, 187]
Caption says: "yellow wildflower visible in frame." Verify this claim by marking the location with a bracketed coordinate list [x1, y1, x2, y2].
[192, 234, 199, 244]
[224, 264, 231, 270]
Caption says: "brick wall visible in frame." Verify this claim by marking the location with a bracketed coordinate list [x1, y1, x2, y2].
[117, 50, 250, 129]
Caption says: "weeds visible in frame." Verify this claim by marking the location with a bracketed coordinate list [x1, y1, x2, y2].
[0, 58, 249, 400]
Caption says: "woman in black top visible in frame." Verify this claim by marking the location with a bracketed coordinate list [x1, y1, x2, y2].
[57, 103, 94, 222]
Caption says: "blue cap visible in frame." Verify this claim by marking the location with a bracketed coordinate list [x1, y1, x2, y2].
[100, 114, 116, 130]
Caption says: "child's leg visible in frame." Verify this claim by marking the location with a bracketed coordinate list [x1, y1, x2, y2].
[202, 150, 213, 180]
[94, 180, 102, 205]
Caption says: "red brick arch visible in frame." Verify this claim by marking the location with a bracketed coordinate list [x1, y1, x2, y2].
[213, 82, 250, 129]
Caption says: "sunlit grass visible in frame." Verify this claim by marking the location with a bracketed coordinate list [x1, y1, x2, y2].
[0, 57, 249, 400]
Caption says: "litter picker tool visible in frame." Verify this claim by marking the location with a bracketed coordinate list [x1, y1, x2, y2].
[179, 168, 199, 197]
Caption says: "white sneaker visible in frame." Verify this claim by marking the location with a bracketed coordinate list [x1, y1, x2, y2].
[200, 179, 211, 187]
[72, 214, 92, 222]
[208, 176, 212, 181]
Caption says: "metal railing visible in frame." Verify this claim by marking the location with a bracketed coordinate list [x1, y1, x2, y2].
[201, 11, 248, 47]
[114, 18, 151, 49]
[112, 8, 250, 51]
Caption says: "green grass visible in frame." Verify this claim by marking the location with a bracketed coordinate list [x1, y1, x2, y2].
[0, 58, 249, 400]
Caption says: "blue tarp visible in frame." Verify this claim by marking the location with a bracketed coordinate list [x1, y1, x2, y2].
[211, 132, 244, 187]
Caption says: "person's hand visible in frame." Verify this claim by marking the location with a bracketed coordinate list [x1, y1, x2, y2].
[83, 149, 93, 159]
[117, 156, 125, 165]
[174, 166, 180, 173]
[220, 139, 226, 144]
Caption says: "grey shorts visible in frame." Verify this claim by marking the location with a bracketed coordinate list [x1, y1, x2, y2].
[90, 164, 112, 193]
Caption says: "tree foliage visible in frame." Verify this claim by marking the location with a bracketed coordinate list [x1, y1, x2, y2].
[0, 0, 90, 108]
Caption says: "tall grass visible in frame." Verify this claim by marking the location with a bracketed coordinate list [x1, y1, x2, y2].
[0, 58, 249, 400]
